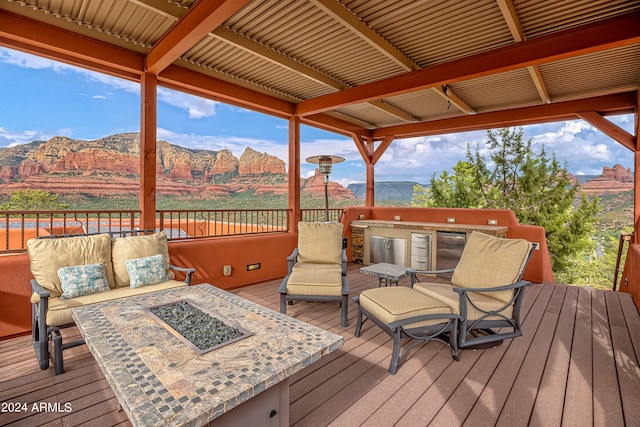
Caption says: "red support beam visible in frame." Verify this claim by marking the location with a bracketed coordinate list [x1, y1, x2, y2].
[140, 73, 158, 230]
[371, 136, 395, 165]
[0, 11, 143, 78]
[296, 10, 640, 117]
[288, 116, 301, 232]
[159, 65, 295, 118]
[145, 0, 252, 74]
[372, 92, 636, 139]
[577, 111, 636, 151]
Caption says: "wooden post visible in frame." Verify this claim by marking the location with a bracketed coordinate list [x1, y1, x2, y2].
[366, 161, 375, 207]
[635, 89, 640, 243]
[288, 116, 301, 232]
[140, 73, 157, 231]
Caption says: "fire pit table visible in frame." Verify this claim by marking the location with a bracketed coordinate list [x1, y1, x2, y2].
[72, 284, 343, 427]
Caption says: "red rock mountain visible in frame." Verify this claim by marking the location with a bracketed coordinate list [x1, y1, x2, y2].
[581, 164, 633, 195]
[0, 133, 355, 199]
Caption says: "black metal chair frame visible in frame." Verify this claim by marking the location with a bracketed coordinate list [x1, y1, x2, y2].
[279, 248, 349, 327]
[409, 243, 537, 349]
[354, 295, 462, 374]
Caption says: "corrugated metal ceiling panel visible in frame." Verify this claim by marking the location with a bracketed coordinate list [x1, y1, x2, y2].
[540, 43, 640, 101]
[451, 69, 543, 113]
[384, 89, 465, 122]
[224, 0, 408, 88]
[515, 0, 640, 39]
[345, 0, 514, 66]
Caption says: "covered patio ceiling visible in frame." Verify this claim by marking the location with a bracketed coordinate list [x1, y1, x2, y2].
[0, 0, 639, 220]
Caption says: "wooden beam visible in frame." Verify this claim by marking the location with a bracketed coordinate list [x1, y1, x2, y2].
[140, 73, 157, 230]
[296, 10, 640, 116]
[432, 86, 476, 115]
[309, 0, 418, 72]
[0, 11, 143, 77]
[158, 65, 295, 118]
[288, 116, 301, 232]
[527, 65, 552, 104]
[577, 111, 636, 152]
[496, 0, 551, 104]
[371, 136, 395, 165]
[145, 0, 252, 74]
[372, 92, 637, 139]
[301, 114, 371, 139]
[366, 162, 375, 207]
[352, 134, 373, 166]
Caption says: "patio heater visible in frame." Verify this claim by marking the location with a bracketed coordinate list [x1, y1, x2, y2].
[305, 155, 345, 221]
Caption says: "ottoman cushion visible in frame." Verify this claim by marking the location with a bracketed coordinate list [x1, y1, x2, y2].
[360, 287, 452, 329]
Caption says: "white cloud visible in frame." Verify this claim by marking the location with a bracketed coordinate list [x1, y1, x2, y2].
[0, 127, 72, 147]
[93, 95, 107, 99]
[157, 88, 217, 119]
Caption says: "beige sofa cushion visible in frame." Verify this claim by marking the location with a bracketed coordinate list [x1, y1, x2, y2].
[360, 287, 452, 329]
[41, 279, 187, 327]
[111, 231, 174, 288]
[413, 282, 513, 321]
[297, 221, 343, 265]
[451, 231, 532, 302]
[28, 233, 116, 297]
[285, 270, 342, 296]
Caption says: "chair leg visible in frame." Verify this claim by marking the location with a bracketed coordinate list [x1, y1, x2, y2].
[389, 328, 402, 375]
[280, 294, 287, 315]
[341, 295, 349, 327]
[52, 331, 64, 375]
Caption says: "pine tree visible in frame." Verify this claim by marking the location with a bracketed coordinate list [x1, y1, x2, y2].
[411, 127, 600, 278]
[0, 189, 69, 211]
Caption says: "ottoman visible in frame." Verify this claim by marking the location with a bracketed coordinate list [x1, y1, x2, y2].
[354, 287, 462, 374]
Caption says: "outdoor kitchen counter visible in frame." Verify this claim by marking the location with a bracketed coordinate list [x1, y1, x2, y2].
[72, 284, 343, 427]
[350, 219, 508, 235]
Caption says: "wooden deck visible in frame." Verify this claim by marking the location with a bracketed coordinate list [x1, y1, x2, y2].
[2, 265, 640, 426]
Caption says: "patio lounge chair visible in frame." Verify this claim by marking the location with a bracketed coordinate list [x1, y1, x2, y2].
[409, 231, 536, 349]
[279, 221, 349, 327]
[354, 231, 535, 374]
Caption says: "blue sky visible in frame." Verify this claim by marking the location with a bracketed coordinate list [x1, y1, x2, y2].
[0, 46, 635, 187]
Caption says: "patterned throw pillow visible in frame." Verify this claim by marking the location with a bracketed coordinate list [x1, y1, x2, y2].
[125, 254, 169, 289]
[58, 263, 111, 299]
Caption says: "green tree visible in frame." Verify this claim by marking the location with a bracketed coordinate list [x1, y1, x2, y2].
[411, 127, 600, 279]
[0, 189, 69, 210]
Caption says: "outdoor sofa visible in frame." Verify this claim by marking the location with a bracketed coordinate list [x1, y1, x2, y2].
[28, 230, 195, 374]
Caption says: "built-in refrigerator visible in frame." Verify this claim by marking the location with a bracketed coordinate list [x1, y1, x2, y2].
[436, 231, 466, 277]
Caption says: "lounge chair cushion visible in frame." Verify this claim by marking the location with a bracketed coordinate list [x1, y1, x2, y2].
[296, 221, 343, 265]
[360, 287, 452, 329]
[451, 232, 532, 303]
[111, 231, 174, 288]
[285, 270, 342, 296]
[41, 279, 187, 327]
[292, 261, 342, 273]
[413, 282, 513, 320]
[28, 233, 116, 297]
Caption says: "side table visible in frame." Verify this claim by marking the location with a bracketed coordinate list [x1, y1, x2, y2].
[360, 262, 409, 286]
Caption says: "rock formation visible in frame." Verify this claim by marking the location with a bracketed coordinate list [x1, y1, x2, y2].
[0, 133, 355, 199]
[581, 164, 634, 195]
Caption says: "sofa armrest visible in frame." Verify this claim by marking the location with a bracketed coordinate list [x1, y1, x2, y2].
[407, 268, 456, 286]
[169, 264, 196, 285]
[31, 279, 51, 299]
[341, 248, 347, 276]
[287, 248, 299, 274]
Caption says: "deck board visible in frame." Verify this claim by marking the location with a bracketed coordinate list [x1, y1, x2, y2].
[1, 265, 639, 427]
